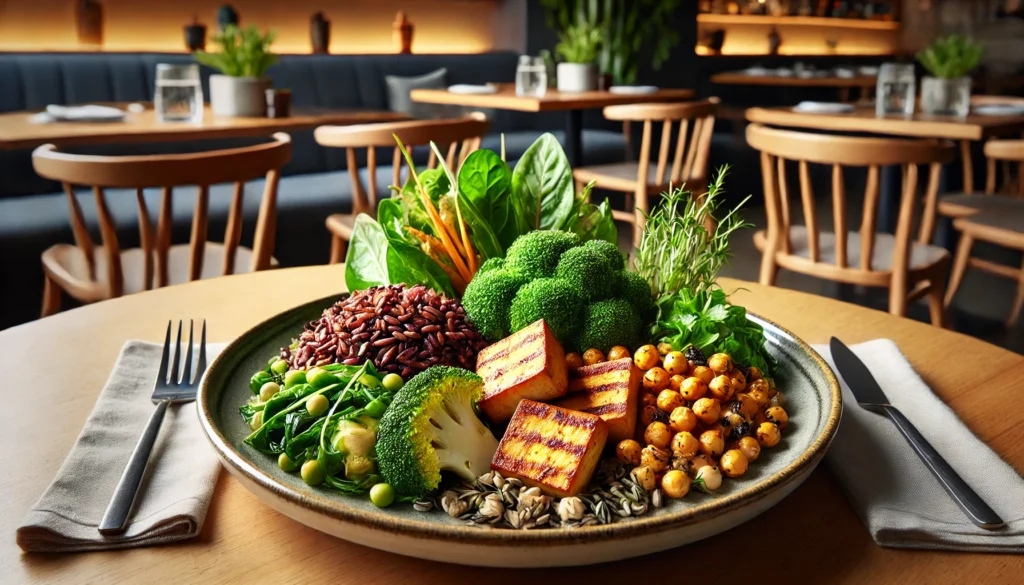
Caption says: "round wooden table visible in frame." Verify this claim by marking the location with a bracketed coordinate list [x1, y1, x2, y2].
[3, 265, 1022, 583]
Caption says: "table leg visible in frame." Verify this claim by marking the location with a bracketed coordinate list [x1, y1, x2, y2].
[565, 109, 583, 167]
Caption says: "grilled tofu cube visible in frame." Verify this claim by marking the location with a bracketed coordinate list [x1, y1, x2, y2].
[554, 357, 641, 443]
[476, 320, 568, 422]
[491, 399, 608, 498]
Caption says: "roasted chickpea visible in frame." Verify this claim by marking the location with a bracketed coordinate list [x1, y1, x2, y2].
[730, 368, 747, 388]
[769, 390, 784, 408]
[708, 353, 733, 374]
[679, 377, 708, 401]
[656, 342, 674, 356]
[765, 406, 788, 430]
[661, 470, 692, 499]
[756, 422, 782, 447]
[640, 404, 668, 428]
[695, 465, 723, 491]
[691, 454, 715, 472]
[582, 348, 606, 366]
[641, 393, 657, 408]
[734, 393, 760, 419]
[699, 429, 725, 458]
[670, 431, 700, 458]
[737, 436, 761, 462]
[565, 352, 584, 369]
[607, 345, 631, 361]
[643, 367, 671, 392]
[747, 387, 770, 409]
[640, 445, 671, 473]
[692, 397, 721, 426]
[719, 409, 744, 431]
[644, 421, 672, 448]
[669, 406, 698, 433]
[662, 351, 689, 376]
[616, 439, 643, 466]
[747, 366, 762, 381]
[720, 449, 749, 478]
[656, 389, 683, 413]
[748, 377, 771, 396]
[632, 465, 657, 491]
[691, 365, 715, 385]
[669, 374, 686, 392]
[634, 345, 660, 370]
[708, 374, 734, 402]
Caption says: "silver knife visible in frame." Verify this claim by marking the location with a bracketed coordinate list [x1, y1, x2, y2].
[829, 337, 1005, 531]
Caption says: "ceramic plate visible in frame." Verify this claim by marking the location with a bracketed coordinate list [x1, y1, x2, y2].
[448, 84, 498, 95]
[198, 294, 841, 567]
[608, 85, 658, 95]
[973, 104, 1024, 116]
[793, 101, 856, 114]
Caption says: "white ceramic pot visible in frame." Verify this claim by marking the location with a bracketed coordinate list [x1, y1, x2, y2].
[556, 62, 596, 93]
[920, 76, 971, 118]
[209, 74, 269, 117]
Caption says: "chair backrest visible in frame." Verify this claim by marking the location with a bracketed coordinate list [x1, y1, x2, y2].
[313, 114, 490, 216]
[982, 139, 1024, 196]
[746, 123, 954, 277]
[32, 133, 292, 297]
[602, 98, 719, 192]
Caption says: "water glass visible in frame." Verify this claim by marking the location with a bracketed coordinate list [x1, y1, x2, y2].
[515, 56, 547, 98]
[875, 63, 915, 116]
[155, 64, 204, 123]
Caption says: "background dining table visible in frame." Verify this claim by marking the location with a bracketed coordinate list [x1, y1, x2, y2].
[2, 264, 1023, 583]
[711, 72, 878, 103]
[410, 85, 694, 166]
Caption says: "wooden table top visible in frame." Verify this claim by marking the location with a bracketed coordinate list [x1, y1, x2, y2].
[0, 105, 409, 150]
[746, 105, 1024, 141]
[3, 265, 1023, 584]
[410, 85, 695, 112]
[711, 72, 877, 88]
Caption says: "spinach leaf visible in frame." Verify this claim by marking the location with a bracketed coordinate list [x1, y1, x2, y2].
[399, 168, 449, 235]
[457, 149, 512, 258]
[345, 214, 390, 291]
[565, 199, 617, 245]
[319, 362, 371, 478]
[511, 133, 575, 231]
[245, 385, 336, 454]
[344, 210, 455, 297]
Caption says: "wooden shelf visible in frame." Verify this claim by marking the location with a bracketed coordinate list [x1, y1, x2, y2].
[697, 14, 899, 31]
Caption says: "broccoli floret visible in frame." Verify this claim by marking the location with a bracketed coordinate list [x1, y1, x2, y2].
[575, 298, 641, 353]
[582, 239, 625, 270]
[555, 246, 612, 301]
[505, 230, 580, 278]
[462, 269, 528, 341]
[509, 278, 585, 342]
[613, 270, 655, 318]
[476, 256, 505, 275]
[376, 366, 499, 497]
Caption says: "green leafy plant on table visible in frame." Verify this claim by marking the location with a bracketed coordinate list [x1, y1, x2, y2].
[194, 24, 277, 77]
[916, 34, 983, 79]
[633, 167, 776, 376]
[554, 20, 604, 64]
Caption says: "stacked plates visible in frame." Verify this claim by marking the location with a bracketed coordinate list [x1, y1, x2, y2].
[792, 101, 856, 114]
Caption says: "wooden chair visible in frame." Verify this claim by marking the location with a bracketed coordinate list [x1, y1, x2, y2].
[747, 123, 954, 326]
[572, 99, 719, 247]
[939, 125, 1024, 220]
[315, 115, 490, 264]
[944, 140, 1024, 325]
[32, 133, 292, 317]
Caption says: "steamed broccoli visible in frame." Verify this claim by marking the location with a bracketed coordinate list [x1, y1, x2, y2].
[576, 298, 641, 353]
[462, 269, 528, 341]
[582, 239, 625, 271]
[477, 256, 505, 275]
[613, 270, 656, 318]
[509, 278, 585, 341]
[376, 366, 499, 497]
[555, 246, 612, 301]
[505, 230, 580, 278]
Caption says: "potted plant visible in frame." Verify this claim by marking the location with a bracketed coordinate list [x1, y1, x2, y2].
[554, 20, 603, 92]
[916, 34, 983, 117]
[194, 25, 277, 117]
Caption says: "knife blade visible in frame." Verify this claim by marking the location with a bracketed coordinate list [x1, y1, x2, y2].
[829, 337, 1005, 531]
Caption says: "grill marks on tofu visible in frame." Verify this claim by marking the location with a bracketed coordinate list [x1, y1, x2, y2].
[477, 330, 545, 390]
[555, 357, 640, 443]
[491, 399, 608, 497]
[475, 320, 568, 422]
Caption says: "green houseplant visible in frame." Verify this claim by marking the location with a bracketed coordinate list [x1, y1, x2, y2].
[554, 20, 604, 92]
[916, 34, 983, 117]
[194, 25, 277, 117]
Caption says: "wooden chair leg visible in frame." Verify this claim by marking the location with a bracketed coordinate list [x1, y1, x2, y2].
[926, 264, 949, 329]
[944, 234, 974, 305]
[329, 235, 347, 265]
[1007, 258, 1024, 327]
[41, 274, 61, 317]
[758, 251, 779, 286]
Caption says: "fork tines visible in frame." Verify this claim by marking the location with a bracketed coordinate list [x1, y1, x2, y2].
[153, 319, 207, 402]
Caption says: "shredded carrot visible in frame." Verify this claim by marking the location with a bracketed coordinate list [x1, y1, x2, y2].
[454, 196, 477, 275]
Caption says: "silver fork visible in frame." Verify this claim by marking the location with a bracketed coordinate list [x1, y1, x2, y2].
[99, 320, 207, 536]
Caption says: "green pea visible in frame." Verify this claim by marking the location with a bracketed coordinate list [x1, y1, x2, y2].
[381, 373, 404, 393]
[278, 452, 298, 472]
[259, 381, 281, 402]
[248, 410, 263, 431]
[284, 369, 307, 388]
[369, 483, 396, 508]
[300, 459, 324, 486]
[307, 367, 336, 389]
[359, 373, 380, 389]
[270, 359, 290, 375]
[365, 398, 388, 419]
[306, 394, 329, 418]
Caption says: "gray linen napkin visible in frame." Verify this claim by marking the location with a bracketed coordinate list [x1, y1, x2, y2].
[17, 341, 223, 553]
[814, 339, 1024, 552]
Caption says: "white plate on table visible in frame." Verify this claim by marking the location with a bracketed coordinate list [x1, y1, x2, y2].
[43, 104, 126, 122]
[973, 104, 1024, 116]
[447, 84, 498, 95]
[608, 85, 659, 95]
[793, 101, 855, 114]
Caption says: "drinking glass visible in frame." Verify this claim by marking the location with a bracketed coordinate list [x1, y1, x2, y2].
[875, 63, 915, 116]
[155, 64, 204, 123]
[515, 56, 547, 98]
